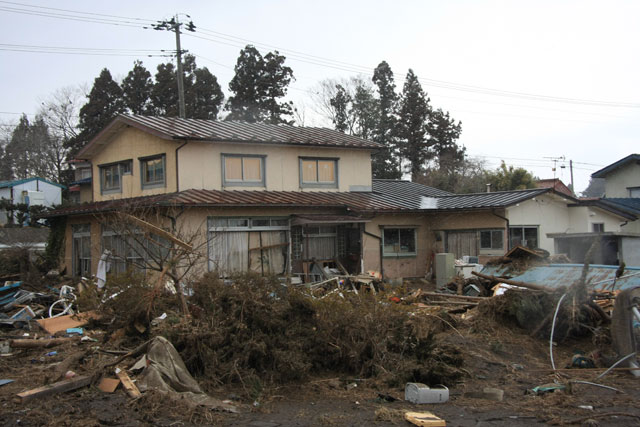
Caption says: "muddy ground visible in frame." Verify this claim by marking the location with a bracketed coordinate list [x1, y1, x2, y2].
[1, 311, 639, 427]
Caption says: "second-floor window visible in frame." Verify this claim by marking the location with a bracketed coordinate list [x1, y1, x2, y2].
[99, 160, 131, 194]
[140, 154, 166, 189]
[223, 154, 265, 186]
[299, 157, 338, 188]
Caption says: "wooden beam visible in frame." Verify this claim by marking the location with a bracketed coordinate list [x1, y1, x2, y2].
[472, 271, 554, 292]
[16, 375, 92, 403]
[10, 337, 81, 348]
[118, 213, 192, 251]
[248, 242, 289, 252]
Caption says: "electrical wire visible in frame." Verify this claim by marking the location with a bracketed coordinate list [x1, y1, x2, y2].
[3, 1, 639, 109]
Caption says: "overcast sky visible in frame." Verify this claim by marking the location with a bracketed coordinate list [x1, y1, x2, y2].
[1, 0, 638, 193]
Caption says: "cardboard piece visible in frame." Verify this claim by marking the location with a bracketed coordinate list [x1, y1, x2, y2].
[98, 378, 120, 393]
[405, 411, 446, 427]
[36, 312, 99, 335]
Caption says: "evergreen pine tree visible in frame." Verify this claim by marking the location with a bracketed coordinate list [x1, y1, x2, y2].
[397, 69, 432, 180]
[351, 82, 377, 140]
[226, 45, 294, 124]
[70, 68, 125, 156]
[186, 65, 224, 119]
[122, 60, 153, 115]
[427, 108, 463, 177]
[151, 62, 179, 117]
[371, 61, 401, 179]
[329, 84, 352, 133]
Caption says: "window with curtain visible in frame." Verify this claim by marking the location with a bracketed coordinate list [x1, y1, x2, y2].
[223, 155, 265, 186]
[299, 158, 338, 188]
[140, 154, 165, 188]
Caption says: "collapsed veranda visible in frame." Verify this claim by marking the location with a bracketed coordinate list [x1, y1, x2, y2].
[47, 115, 638, 280]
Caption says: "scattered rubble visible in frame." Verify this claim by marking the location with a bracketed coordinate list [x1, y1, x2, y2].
[0, 246, 639, 425]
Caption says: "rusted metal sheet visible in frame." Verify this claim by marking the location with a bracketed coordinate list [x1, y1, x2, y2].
[121, 115, 383, 149]
[481, 264, 640, 291]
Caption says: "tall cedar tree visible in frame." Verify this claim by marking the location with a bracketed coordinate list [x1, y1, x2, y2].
[397, 69, 431, 180]
[329, 84, 352, 133]
[122, 60, 154, 115]
[151, 56, 224, 119]
[351, 82, 378, 140]
[371, 61, 401, 179]
[4, 115, 56, 180]
[427, 108, 463, 176]
[151, 62, 179, 117]
[70, 68, 125, 157]
[226, 45, 294, 124]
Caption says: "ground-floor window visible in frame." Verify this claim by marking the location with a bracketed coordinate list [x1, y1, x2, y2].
[509, 226, 538, 249]
[208, 217, 289, 276]
[72, 224, 91, 277]
[101, 226, 170, 274]
[382, 228, 416, 256]
[480, 229, 504, 250]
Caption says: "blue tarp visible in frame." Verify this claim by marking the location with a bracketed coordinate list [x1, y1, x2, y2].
[480, 264, 640, 291]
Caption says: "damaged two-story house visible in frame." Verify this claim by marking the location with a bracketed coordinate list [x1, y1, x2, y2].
[47, 116, 639, 281]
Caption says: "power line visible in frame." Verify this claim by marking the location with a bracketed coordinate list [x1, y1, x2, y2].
[3, 1, 639, 109]
[0, 42, 173, 57]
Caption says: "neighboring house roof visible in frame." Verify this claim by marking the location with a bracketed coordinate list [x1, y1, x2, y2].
[430, 188, 554, 210]
[591, 154, 640, 178]
[598, 198, 640, 217]
[536, 178, 574, 197]
[44, 182, 572, 218]
[77, 114, 383, 159]
[0, 227, 49, 247]
[371, 180, 453, 209]
[0, 177, 66, 190]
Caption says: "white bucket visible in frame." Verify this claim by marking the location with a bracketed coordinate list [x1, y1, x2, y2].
[405, 383, 449, 404]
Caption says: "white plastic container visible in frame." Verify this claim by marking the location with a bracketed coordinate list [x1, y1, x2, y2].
[405, 383, 449, 404]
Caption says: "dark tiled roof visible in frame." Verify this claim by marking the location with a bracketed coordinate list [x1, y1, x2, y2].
[45, 183, 557, 218]
[599, 198, 640, 215]
[371, 180, 452, 209]
[592, 154, 640, 178]
[433, 188, 550, 210]
[77, 115, 382, 158]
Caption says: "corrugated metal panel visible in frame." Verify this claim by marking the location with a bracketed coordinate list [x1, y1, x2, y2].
[120, 115, 382, 149]
[481, 263, 640, 291]
[434, 188, 549, 210]
[372, 180, 453, 209]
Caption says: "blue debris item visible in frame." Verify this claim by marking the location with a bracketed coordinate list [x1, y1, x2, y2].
[45, 351, 57, 357]
[0, 379, 14, 386]
[66, 328, 83, 335]
[0, 281, 21, 293]
[480, 264, 640, 291]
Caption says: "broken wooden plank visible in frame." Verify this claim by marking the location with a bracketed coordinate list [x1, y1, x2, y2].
[10, 336, 81, 348]
[115, 369, 141, 398]
[472, 271, 554, 292]
[36, 311, 99, 335]
[405, 411, 446, 427]
[15, 375, 92, 403]
[118, 213, 192, 251]
[98, 378, 120, 393]
[419, 292, 484, 301]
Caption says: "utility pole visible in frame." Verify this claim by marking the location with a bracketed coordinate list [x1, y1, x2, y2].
[569, 159, 575, 195]
[174, 15, 186, 118]
[152, 15, 196, 119]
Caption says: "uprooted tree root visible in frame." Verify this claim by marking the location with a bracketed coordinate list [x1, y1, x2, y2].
[476, 289, 605, 340]
[156, 273, 464, 396]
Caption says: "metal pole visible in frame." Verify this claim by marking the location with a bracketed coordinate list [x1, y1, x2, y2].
[569, 159, 575, 194]
[174, 15, 186, 119]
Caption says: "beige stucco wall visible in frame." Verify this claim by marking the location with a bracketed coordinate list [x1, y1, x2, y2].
[177, 141, 373, 192]
[431, 210, 507, 258]
[506, 194, 572, 253]
[79, 185, 93, 203]
[568, 206, 625, 233]
[603, 162, 640, 197]
[362, 214, 433, 280]
[92, 127, 178, 201]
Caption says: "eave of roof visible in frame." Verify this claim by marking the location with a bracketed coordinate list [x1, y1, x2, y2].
[0, 177, 66, 189]
[76, 114, 383, 160]
[591, 154, 640, 178]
